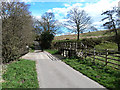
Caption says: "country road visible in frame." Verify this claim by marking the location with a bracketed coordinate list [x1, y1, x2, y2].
[22, 50, 106, 88]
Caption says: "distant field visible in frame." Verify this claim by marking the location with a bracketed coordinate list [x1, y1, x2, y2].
[54, 29, 117, 41]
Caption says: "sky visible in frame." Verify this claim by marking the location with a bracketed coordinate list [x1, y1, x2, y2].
[20, 0, 120, 35]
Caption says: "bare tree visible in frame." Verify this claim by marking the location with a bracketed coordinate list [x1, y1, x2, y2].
[35, 12, 60, 35]
[65, 7, 92, 40]
[101, 7, 120, 51]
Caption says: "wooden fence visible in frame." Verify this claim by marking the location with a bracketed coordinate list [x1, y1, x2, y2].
[53, 42, 120, 70]
[83, 48, 120, 69]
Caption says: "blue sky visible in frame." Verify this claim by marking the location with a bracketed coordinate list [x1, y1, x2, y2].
[28, 2, 66, 16]
[26, 2, 86, 17]
[21, 0, 119, 35]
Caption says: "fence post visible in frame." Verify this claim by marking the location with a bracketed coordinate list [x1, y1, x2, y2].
[75, 42, 77, 57]
[85, 45, 87, 59]
[105, 49, 108, 66]
[118, 50, 120, 69]
[68, 50, 71, 58]
[70, 42, 71, 49]
[93, 48, 96, 64]
[63, 49, 64, 57]
[65, 49, 68, 57]
[74, 42, 76, 50]
[76, 42, 77, 50]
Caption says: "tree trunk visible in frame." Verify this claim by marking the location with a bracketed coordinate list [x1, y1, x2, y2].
[118, 43, 120, 51]
[77, 25, 80, 41]
[77, 30, 79, 40]
[113, 24, 119, 51]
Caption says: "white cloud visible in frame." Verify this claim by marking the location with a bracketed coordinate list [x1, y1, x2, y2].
[47, 3, 83, 23]
[83, 0, 119, 29]
[72, 3, 83, 7]
[84, 0, 119, 18]
[64, 4, 70, 7]
[47, 9, 53, 13]
[47, 0, 119, 31]
[35, 16, 41, 20]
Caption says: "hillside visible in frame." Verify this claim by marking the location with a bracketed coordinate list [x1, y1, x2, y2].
[54, 29, 116, 41]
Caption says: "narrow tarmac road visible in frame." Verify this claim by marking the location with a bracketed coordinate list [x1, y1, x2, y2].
[22, 50, 106, 88]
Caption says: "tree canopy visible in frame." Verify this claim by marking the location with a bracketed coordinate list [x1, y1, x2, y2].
[34, 12, 60, 35]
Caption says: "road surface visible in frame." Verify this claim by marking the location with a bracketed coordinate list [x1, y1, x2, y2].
[22, 50, 106, 88]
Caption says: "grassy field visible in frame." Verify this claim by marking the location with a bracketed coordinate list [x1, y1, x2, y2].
[2, 59, 39, 88]
[62, 58, 120, 90]
[95, 42, 118, 50]
[54, 29, 116, 41]
[45, 49, 59, 54]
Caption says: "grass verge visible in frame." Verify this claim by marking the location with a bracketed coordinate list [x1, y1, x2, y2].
[2, 59, 39, 88]
[62, 58, 120, 90]
[29, 49, 35, 53]
[45, 49, 59, 54]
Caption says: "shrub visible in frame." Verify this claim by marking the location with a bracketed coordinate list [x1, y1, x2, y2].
[2, 2, 35, 63]
[40, 31, 54, 49]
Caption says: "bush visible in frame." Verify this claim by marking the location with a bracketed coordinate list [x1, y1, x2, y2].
[29, 43, 35, 50]
[81, 38, 96, 48]
[2, 2, 35, 63]
[53, 38, 103, 49]
[40, 31, 54, 49]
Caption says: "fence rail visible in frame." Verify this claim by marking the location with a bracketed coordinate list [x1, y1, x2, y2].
[54, 42, 120, 70]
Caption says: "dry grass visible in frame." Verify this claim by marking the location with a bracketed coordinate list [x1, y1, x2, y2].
[54, 29, 116, 41]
